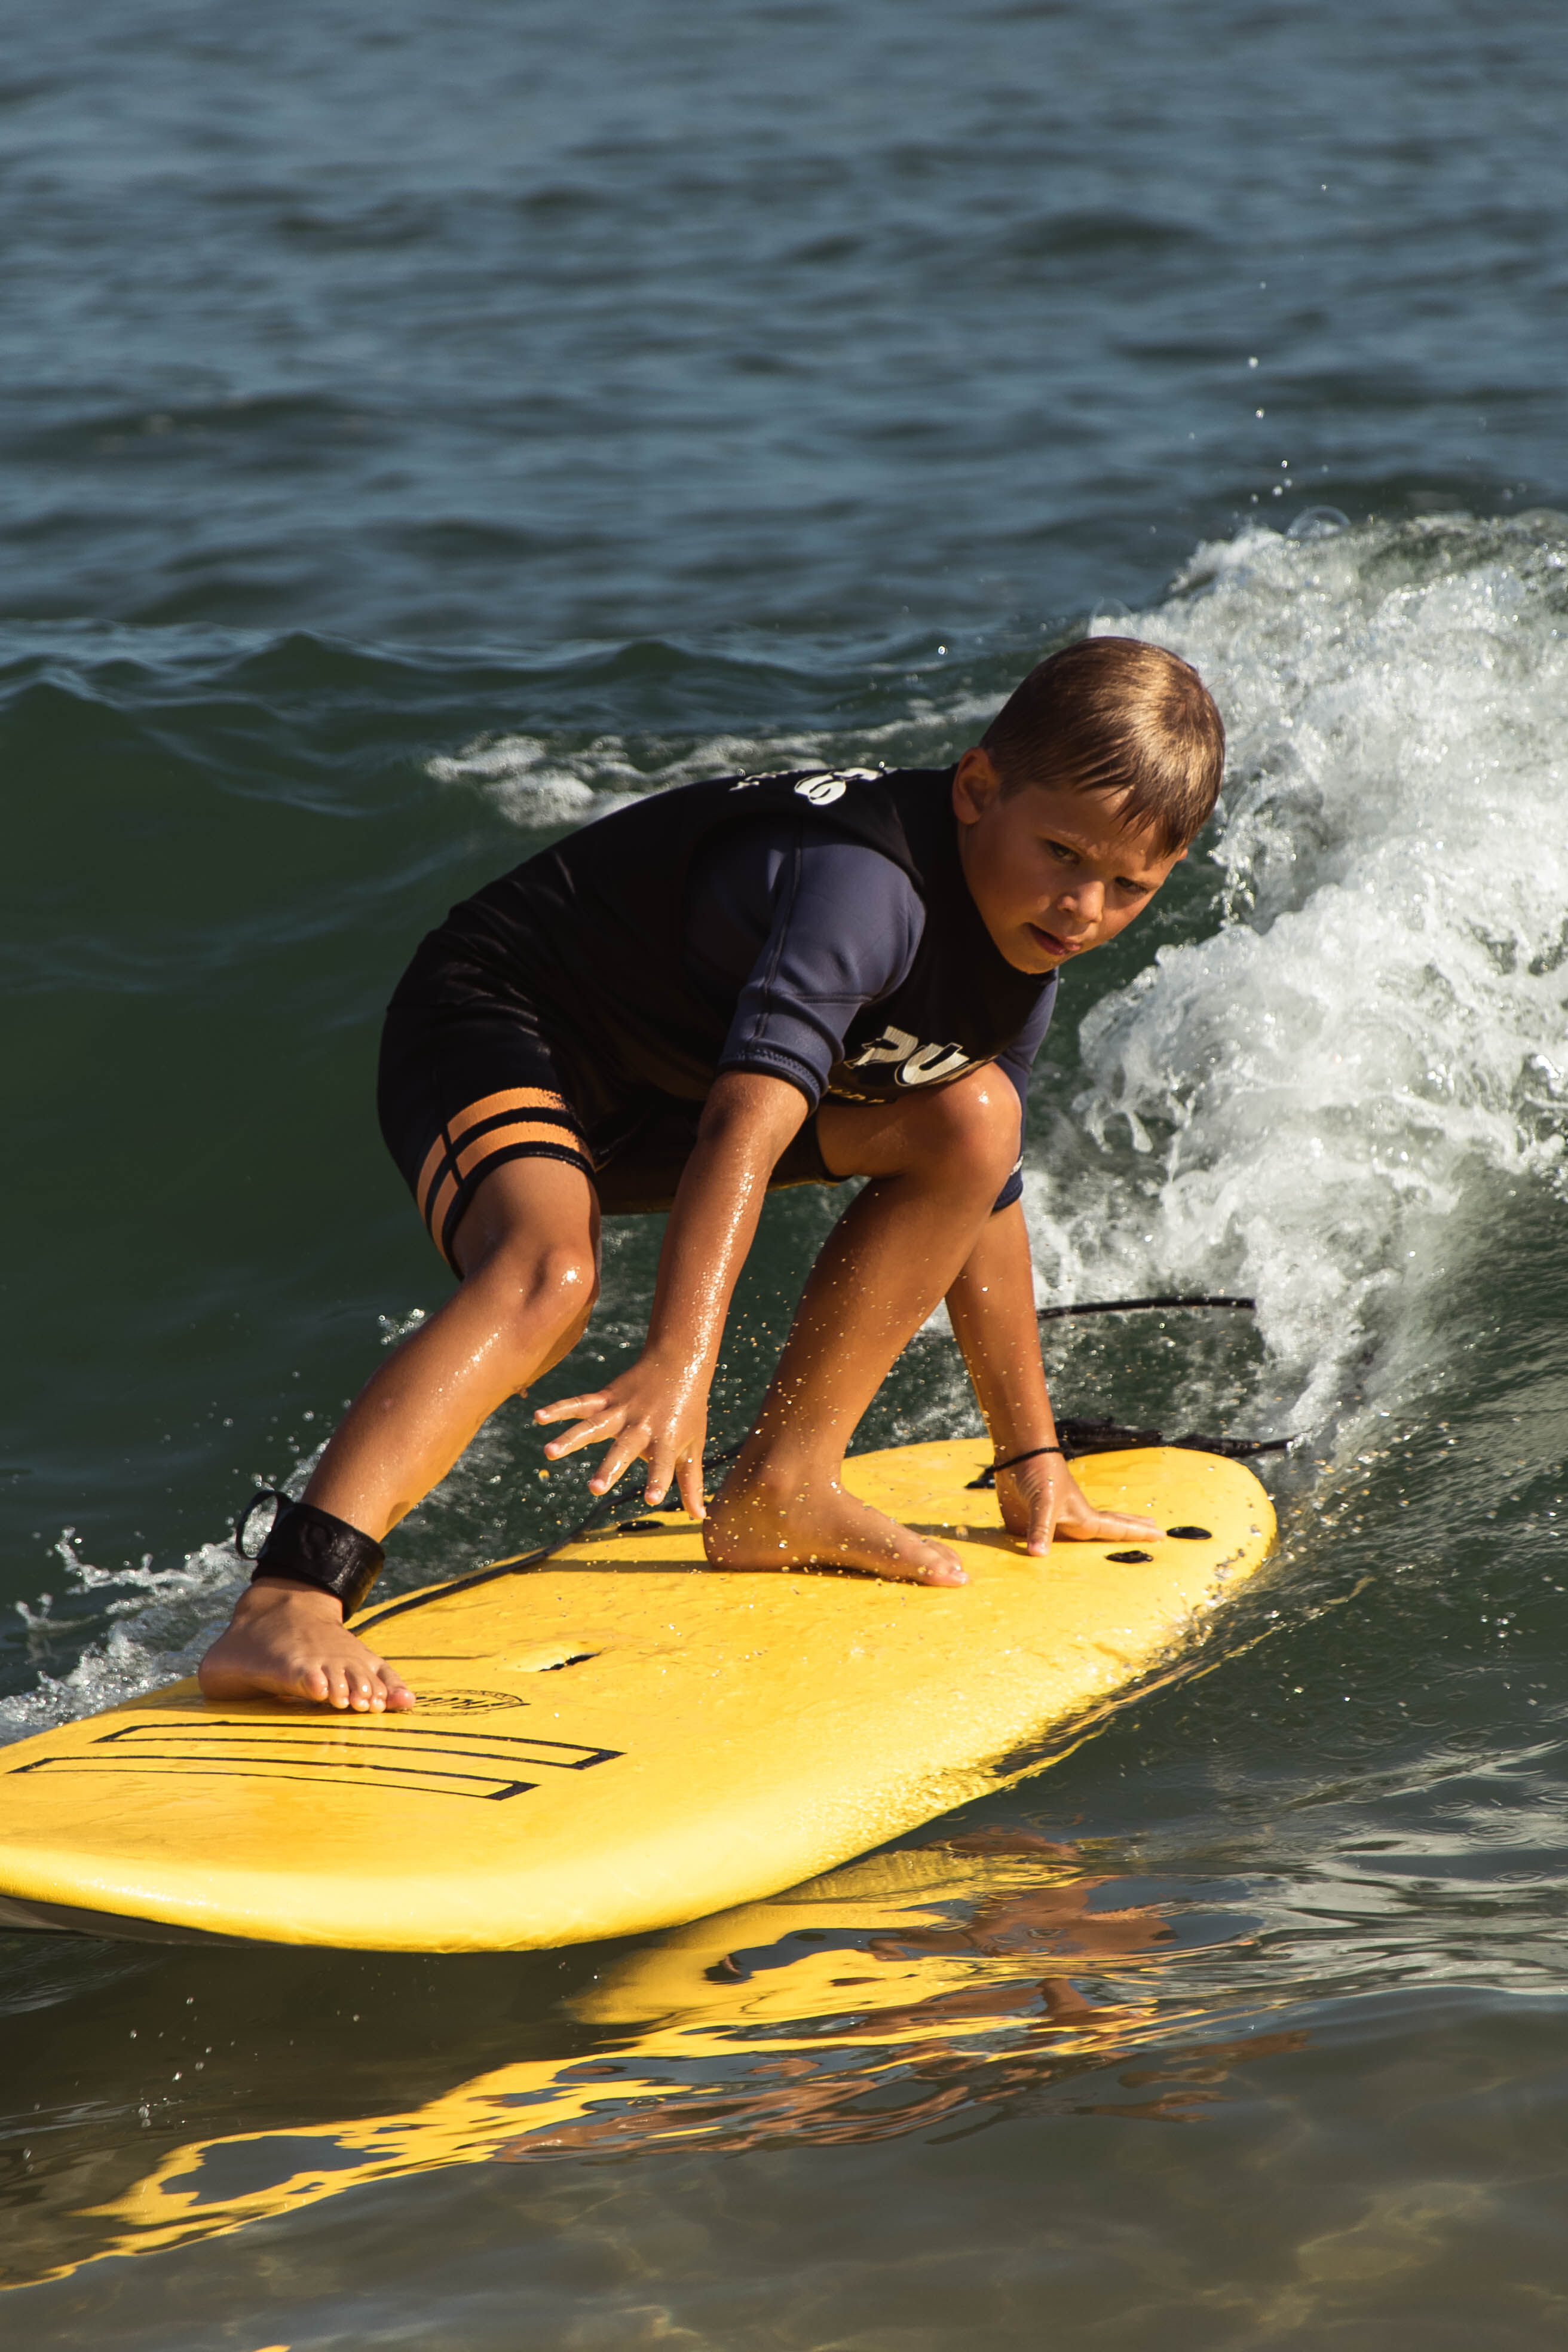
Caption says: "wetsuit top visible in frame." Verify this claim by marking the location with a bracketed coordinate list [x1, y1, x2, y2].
[684, 817, 1055, 1210]
[394, 764, 1058, 1208]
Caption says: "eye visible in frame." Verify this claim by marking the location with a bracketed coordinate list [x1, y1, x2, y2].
[1044, 840, 1079, 864]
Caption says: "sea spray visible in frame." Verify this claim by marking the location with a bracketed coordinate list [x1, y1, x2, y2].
[1024, 514, 1568, 1438]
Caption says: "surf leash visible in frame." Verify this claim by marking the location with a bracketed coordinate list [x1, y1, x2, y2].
[1037, 1293, 1255, 1322]
[963, 1417, 1290, 1490]
[353, 1440, 752, 1633]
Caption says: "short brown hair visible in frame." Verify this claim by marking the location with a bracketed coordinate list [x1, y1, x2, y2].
[980, 636, 1224, 854]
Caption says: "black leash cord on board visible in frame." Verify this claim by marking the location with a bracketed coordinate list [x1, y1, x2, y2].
[967, 1290, 1291, 1484]
[354, 1296, 1287, 1622]
[1037, 1293, 1256, 1323]
[353, 1440, 752, 1634]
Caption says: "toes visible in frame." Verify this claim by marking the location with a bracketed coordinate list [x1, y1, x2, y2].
[881, 1541, 967, 1588]
[915, 1550, 968, 1588]
[706, 1484, 970, 1587]
[344, 1666, 379, 1712]
[320, 1658, 379, 1711]
[368, 1654, 418, 1711]
[197, 1625, 409, 1713]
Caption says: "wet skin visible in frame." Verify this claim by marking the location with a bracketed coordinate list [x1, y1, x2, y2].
[198, 757, 1181, 1710]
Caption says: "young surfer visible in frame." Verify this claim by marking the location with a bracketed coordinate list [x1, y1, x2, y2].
[200, 636, 1224, 1713]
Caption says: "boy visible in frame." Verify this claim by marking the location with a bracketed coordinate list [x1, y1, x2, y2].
[200, 636, 1224, 1714]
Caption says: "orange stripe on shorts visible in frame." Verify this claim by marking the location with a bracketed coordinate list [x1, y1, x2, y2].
[451, 1115, 582, 1184]
[415, 1088, 581, 1231]
[446, 1086, 574, 1144]
[421, 1114, 593, 1264]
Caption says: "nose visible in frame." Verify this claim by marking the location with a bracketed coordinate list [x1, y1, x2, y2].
[1054, 875, 1105, 931]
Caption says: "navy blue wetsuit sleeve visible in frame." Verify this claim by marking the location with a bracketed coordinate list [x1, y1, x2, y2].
[988, 973, 1057, 1212]
[683, 819, 924, 1108]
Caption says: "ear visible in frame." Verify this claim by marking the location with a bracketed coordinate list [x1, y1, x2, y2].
[952, 747, 1002, 826]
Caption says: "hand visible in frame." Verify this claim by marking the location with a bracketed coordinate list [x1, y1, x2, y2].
[996, 1455, 1160, 1558]
[534, 1349, 708, 1518]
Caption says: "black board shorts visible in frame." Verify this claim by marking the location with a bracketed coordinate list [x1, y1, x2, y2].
[378, 994, 840, 1273]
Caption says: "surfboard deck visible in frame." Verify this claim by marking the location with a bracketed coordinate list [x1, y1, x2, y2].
[0, 1440, 1274, 1952]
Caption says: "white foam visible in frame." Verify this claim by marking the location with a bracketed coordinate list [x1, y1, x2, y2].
[1024, 512, 1568, 1435]
[0, 1532, 247, 1745]
[423, 706, 1002, 831]
[425, 733, 630, 826]
[2, 1450, 329, 1747]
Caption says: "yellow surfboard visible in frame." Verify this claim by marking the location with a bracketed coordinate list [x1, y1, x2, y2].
[0, 1441, 1274, 1952]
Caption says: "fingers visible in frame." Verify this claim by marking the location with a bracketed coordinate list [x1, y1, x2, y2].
[675, 1447, 707, 1522]
[1058, 1506, 1162, 1544]
[1002, 1459, 1162, 1548]
[537, 1395, 709, 1506]
[587, 1429, 648, 1497]
[639, 1428, 675, 1509]
[647, 1432, 706, 1517]
[533, 1391, 610, 1428]
[1024, 1480, 1058, 1559]
[994, 1461, 1064, 1555]
[537, 1400, 625, 1462]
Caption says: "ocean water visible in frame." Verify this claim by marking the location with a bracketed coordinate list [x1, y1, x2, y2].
[4, 0, 1568, 2340]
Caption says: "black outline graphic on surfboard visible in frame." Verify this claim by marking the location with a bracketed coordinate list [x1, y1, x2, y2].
[6, 1719, 624, 1804]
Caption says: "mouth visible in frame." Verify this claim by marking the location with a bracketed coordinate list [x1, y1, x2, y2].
[1027, 923, 1085, 959]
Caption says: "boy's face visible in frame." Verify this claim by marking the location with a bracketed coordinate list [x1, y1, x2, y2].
[953, 748, 1187, 975]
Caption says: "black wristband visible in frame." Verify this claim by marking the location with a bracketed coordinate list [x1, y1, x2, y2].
[238, 1490, 385, 1619]
[992, 1445, 1065, 1476]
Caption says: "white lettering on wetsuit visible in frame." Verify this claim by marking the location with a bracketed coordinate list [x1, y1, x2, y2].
[844, 1024, 975, 1088]
[728, 767, 881, 806]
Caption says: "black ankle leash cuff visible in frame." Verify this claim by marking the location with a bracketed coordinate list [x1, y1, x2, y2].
[236, 1490, 385, 1619]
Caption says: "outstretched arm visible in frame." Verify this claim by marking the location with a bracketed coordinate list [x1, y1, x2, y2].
[945, 1202, 1157, 1555]
[535, 1071, 807, 1515]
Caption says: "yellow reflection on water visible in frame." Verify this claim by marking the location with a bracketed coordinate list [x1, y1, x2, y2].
[23, 1835, 1298, 2285]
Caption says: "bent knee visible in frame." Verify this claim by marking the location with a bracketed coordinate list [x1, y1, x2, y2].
[911, 1068, 1021, 1186]
[519, 1244, 600, 1328]
[465, 1239, 600, 1336]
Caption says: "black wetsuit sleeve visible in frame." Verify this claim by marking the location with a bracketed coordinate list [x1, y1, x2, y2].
[988, 978, 1056, 1212]
[684, 820, 924, 1108]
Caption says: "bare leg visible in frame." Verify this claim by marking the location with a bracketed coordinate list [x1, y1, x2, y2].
[198, 1159, 601, 1711]
[704, 1069, 1021, 1588]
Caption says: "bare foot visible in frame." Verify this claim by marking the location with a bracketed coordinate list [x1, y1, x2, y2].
[198, 1581, 416, 1712]
[703, 1464, 967, 1588]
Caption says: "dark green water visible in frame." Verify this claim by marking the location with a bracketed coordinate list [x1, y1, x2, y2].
[5, 2, 1568, 2340]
